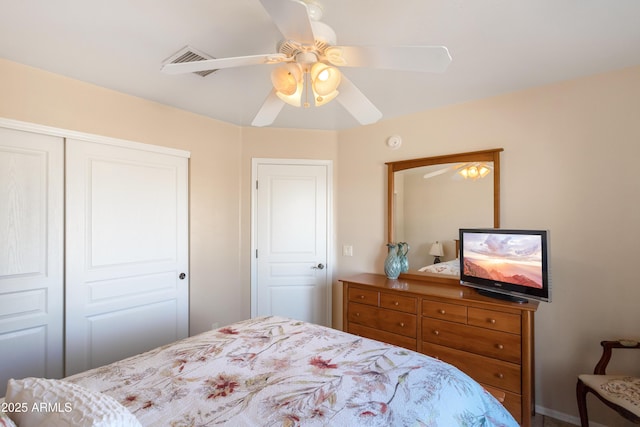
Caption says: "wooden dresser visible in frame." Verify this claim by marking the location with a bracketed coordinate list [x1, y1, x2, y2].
[342, 273, 538, 426]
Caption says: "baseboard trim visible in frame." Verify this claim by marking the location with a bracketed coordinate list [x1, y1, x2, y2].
[535, 405, 607, 427]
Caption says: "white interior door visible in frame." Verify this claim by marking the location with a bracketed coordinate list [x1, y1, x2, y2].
[251, 159, 332, 327]
[65, 138, 189, 375]
[0, 127, 63, 395]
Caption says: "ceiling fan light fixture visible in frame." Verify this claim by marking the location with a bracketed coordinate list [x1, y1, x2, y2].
[314, 89, 339, 106]
[275, 87, 303, 107]
[458, 163, 492, 180]
[271, 63, 302, 95]
[310, 62, 341, 96]
[272, 64, 303, 106]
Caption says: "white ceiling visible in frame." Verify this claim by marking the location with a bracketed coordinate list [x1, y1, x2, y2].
[1, 0, 639, 131]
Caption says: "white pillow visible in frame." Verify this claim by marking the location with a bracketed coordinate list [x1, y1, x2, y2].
[4, 377, 141, 427]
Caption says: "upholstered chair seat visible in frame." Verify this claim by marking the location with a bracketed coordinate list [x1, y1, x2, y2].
[577, 340, 640, 426]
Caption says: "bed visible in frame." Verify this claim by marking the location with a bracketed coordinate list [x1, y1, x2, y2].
[418, 258, 461, 276]
[2, 316, 517, 426]
[418, 239, 461, 277]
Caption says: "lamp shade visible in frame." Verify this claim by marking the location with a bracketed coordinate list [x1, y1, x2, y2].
[271, 64, 303, 107]
[458, 163, 491, 180]
[429, 241, 444, 257]
[310, 62, 340, 107]
[310, 62, 341, 96]
[313, 89, 339, 106]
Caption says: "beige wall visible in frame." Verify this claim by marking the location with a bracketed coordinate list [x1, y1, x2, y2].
[336, 65, 640, 425]
[3, 56, 640, 424]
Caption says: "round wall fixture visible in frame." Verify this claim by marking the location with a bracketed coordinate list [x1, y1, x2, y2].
[386, 135, 402, 149]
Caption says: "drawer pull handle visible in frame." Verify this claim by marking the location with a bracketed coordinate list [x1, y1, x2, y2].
[489, 319, 496, 324]
[355, 313, 360, 317]
[433, 330, 440, 336]
[398, 322, 405, 327]
[438, 309, 446, 315]
[394, 301, 399, 306]
[497, 373, 504, 379]
[496, 344, 504, 350]
[359, 295, 365, 299]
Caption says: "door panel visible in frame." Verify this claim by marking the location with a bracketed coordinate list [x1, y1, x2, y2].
[65, 139, 188, 375]
[90, 158, 177, 266]
[0, 127, 63, 395]
[269, 287, 315, 321]
[253, 161, 331, 326]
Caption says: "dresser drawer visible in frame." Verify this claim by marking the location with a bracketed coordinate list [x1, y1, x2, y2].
[380, 292, 417, 314]
[348, 302, 416, 338]
[347, 322, 417, 350]
[422, 299, 467, 324]
[422, 318, 521, 364]
[468, 308, 521, 334]
[348, 287, 378, 307]
[499, 389, 522, 425]
[423, 342, 521, 394]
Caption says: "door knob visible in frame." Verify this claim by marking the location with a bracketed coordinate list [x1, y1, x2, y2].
[312, 263, 325, 270]
[179, 273, 186, 280]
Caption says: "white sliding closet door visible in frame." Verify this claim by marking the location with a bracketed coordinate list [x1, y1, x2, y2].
[0, 128, 63, 395]
[65, 139, 189, 376]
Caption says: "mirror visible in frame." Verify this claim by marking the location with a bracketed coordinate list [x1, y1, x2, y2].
[387, 149, 502, 284]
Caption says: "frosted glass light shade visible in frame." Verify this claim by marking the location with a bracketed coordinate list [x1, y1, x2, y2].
[478, 165, 491, 177]
[271, 63, 302, 94]
[314, 89, 339, 106]
[271, 64, 303, 107]
[310, 62, 341, 96]
[458, 163, 492, 180]
[270, 62, 341, 108]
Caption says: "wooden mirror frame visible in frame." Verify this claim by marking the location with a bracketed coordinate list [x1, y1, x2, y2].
[386, 148, 503, 284]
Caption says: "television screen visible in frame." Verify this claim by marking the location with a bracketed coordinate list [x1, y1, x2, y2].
[459, 228, 550, 303]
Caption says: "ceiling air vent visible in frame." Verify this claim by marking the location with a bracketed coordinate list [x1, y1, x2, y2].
[163, 46, 218, 77]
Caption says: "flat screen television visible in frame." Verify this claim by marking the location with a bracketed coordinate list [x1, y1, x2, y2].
[459, 228, 550, 303]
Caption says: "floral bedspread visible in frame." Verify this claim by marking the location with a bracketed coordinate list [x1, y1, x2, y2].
[418, 259, 460, 276]
[67, 316, 517, 426]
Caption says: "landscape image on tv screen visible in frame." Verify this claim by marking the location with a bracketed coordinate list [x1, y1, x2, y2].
[463, 233, 543, 289]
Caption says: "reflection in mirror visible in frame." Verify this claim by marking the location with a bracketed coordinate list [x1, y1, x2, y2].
[394, 163, 493, 268]
[387, 149, 502, 284]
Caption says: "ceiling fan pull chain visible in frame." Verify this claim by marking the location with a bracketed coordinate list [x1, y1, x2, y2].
[303, 70, 311, 108]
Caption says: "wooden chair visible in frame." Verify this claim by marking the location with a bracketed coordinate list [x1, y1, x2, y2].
[576, 340, 640, 426]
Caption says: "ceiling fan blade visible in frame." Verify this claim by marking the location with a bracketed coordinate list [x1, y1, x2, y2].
[161, 53, 288, 75]
[423, 166, 457, 180]
[336, 75, 383, 125]
[260, 0, 315, 45]
[423, 163, 485, 179]
[252, 90, 286, 127]
[326, 45, 452, 73]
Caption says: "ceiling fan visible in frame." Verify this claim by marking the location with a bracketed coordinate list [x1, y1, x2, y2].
[161, 0, 452, 127]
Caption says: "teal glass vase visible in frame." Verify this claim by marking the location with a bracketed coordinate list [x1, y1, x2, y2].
[384, 243, 402, 279]
[398, 242, 410, 273]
